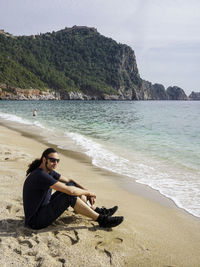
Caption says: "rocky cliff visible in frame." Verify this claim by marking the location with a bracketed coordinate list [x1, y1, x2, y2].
[0, 85, 59, 100]
[0, 83, 190, 101]
[188, 92, 200, 100]
[117, 45, 142, 100]
[140, 81, 167, 100]
[166, 86, 188, 100]
[0, 27, 191, 100]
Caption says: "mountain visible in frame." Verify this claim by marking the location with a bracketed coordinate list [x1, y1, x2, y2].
[0, 26, 189, 100]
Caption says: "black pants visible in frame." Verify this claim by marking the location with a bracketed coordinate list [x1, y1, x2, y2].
[28, 190, 77, 230]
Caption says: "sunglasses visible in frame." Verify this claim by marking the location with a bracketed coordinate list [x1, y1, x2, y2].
[47, 157, 60, 163]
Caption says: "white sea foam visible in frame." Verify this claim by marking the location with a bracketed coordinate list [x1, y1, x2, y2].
[137, 172, 200, 218]
[0, 113, 32, 125]
[0, 112, 46, 129]
[65, 131, 200, 218]
[33, 120, 45, 129]
[65, 132, 130, 172]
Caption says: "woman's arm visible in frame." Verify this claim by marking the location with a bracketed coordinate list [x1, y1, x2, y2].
[58, 176, 87, 189]
[50, 181, 96, 198]
[58, 176, 95, 206]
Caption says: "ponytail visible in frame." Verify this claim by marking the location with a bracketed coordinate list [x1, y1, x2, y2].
[26, 159, 41, 176]
[26, 147, 58, 176]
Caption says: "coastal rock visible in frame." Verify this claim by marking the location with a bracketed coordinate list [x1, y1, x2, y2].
[166, 86, 188, 100]
[153, 83, 168, 100]
[103, 94, 122, 100]
[140, 81, 167, 100]
[188, 91, 200, 100]
[59, 90, 98, 100]
[59, 88, 130, 101]
[68, 91, 96, 100]
[0, 85, 190, 101]
[0, 86, 60, 100]
[117, 45, 141, 100]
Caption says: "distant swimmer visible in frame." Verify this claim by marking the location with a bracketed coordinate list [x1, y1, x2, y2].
[33, 108, 37, 116]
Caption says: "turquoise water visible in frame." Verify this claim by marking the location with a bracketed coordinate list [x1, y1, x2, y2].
[0, 100, 200, 217]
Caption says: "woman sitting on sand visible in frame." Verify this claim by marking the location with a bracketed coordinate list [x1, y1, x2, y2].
[23, 148, 123, 230]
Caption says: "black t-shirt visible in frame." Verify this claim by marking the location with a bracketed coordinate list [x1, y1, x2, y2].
[23, 168, 60, 225]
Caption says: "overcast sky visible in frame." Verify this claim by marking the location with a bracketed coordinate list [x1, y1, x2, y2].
[1, 0, 200, 95]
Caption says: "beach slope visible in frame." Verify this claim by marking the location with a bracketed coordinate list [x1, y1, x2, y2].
[0, 124, 200, 267]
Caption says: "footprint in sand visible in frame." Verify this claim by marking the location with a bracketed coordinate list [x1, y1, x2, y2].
[94, 236, 123, 265]
[15, 236, 39, 258]
[27, 250, 38, 257]
[6, 204, 21, 215]
[63, 229, 80, 245]
[17, 238, 34, 248]
[5, 205, 12, 213]
[46, 237, 62, 258]
[95, 235, 123, 248]
[13, 248, 22, 255]
[0, 147, 32, 162]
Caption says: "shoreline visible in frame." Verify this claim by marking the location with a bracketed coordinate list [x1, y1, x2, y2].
[1, 123, 200, 266]
[0, 117, 198, 218]
[0, 119, 183, 210]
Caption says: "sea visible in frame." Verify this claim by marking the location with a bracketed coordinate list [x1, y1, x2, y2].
[0, 100, 199, 218]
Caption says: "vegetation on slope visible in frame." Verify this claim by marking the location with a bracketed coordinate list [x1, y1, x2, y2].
[0, 27, 132, 95]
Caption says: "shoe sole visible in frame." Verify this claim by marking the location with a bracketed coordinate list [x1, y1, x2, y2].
[99, 216, 124, 228]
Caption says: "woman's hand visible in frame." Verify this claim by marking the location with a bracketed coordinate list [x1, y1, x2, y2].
[87, 195, 96, 207]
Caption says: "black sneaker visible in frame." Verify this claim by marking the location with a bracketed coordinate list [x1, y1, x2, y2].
[97, 215, 124, 228]
[95, 206, 118, 216]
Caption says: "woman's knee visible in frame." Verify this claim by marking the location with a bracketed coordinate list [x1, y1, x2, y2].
[64, 194, 77, 208]
[52, 192, 77, 209]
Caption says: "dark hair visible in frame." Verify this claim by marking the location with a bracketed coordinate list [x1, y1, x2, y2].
[26, 148, 57, 176]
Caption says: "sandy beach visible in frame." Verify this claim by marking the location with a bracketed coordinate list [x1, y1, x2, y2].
[0, 123, 200, 267]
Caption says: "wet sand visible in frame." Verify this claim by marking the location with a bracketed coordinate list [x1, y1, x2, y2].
[0, 123, 200, 267]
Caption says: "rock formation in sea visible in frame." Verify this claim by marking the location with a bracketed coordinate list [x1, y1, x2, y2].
[139, 81, 167, 100]
[188, 91, 200, 100]
[166, 86, 188, 100]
